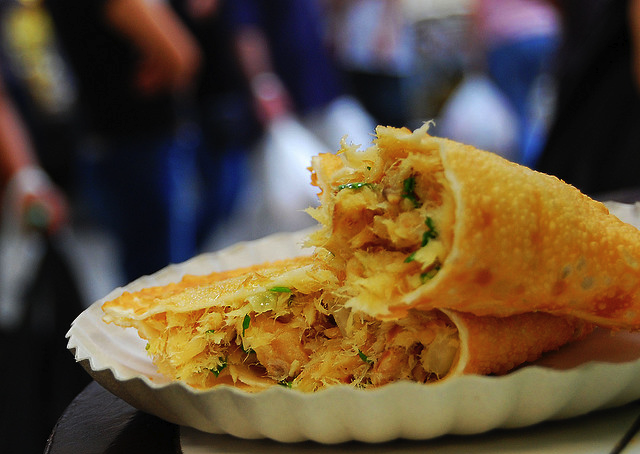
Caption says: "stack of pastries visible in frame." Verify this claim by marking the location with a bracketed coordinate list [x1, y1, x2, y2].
[102, 124, 640, 391]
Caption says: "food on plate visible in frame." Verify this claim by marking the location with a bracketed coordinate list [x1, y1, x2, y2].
[306, 124, 640, 328]
[102, 255, 592, 391]
[102, 124, 640, 392]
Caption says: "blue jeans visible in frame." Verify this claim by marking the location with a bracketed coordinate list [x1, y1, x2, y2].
[79, 128, 200, 281]
[488, 35, 558, 166]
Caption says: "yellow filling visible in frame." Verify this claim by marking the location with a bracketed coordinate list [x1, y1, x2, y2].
[306, 125, 456, 316]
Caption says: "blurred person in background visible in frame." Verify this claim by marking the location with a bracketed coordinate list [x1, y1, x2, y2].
[227, 0, 344, 128]
[536, 0, 640, 197]
[0, 74, 67, 235]
[216, 0, 376, 238]
[225, 0, 375, 149]
[0, 0, 79, 198]
[323, 0, 415, 128]
[0, 67, 88, 453]
[169, 0, 258, 246]
[471, 0, 561, 167]
[43, 0, 203, 282]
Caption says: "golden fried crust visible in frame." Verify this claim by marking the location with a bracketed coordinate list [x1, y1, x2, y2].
[445, 310, 594, 377]
[102, 255, 317, 319]
[411, 139, 640, 329]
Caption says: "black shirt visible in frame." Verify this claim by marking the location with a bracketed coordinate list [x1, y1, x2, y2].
[43, 0, 178, 138]
[536, 0, 640, 197]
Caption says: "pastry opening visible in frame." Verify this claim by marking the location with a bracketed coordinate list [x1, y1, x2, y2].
[306, 125, 456, 317]
[108, 274, 461, 392]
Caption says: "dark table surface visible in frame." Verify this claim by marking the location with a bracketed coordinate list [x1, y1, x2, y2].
[45, 381, 180, 454]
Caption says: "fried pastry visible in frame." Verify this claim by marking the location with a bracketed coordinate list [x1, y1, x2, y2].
[102, 256, 592, 391]
[307, 124, 640, 328]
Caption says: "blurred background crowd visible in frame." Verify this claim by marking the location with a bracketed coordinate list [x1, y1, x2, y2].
[0, 0, 639, 452]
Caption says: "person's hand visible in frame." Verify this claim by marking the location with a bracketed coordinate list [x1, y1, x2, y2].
[8, 166, 69, 235]
[106, 0, 202, 96]
[135, 54, 171, 95]
[186, 0, 220, 20]
[21, 187, 68, 234]
[134, 38, 201, 96]
[250, 72, 293, 125]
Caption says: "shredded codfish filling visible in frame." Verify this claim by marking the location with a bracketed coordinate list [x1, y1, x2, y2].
[103, 260, 459, 391]
[305, 124, 456, 317]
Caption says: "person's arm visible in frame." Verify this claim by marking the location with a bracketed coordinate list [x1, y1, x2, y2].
[233, 24, 293, 124]
[373, 0, 404, 65]
[0, 86, 35, 180]
[226, 0, 292, 125]
[628, 0, 640, 89]
[0, 78, 67, 233]
[104, 0, 202, 95]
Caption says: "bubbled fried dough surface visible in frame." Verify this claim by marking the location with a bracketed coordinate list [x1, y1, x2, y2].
[418, 138, 640, 328]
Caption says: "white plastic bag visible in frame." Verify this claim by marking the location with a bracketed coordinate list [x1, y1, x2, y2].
[438, 73, 519, 161]
[255, 97, 376, 234]
[0, 182, 45, 330]
[262, 114, 330, 229]
[304, 95, 377, 151]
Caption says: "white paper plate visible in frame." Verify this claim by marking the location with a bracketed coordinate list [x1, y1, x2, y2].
[68, 211, 640, 444]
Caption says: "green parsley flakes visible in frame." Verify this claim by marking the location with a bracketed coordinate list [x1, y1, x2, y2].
[420, 263, 441, 283]
[209, 358, 227, 377]
[405, 217, 439, 264]
[242, 314, 251, 336]
[401, 176, 420, 207]
[421, 217, 438, 246]
[358, 349, 373, 364]
[337, 182, 373, 191]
